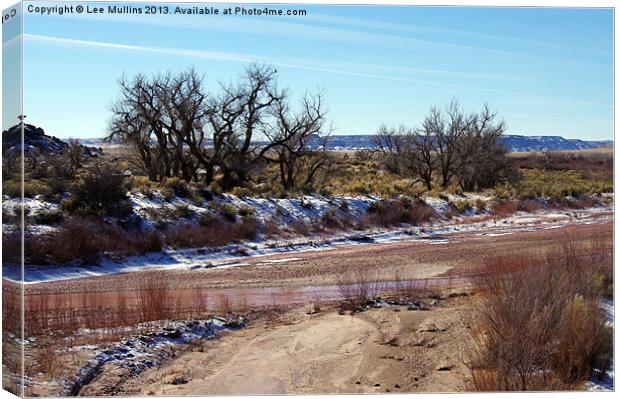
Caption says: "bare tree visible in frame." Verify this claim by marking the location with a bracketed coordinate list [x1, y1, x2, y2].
[372, 124, 407, 174]
[107, 69, 206, 182]
[107, 63, 333, 192]
[64, 139, 84, 174]
[405, 128, 437, 191]
[107, 73, 169, 181]
[261, 91, 330, 190]
[455, 104, 509, 191]
[425, 99, 473, 188]
[217, 64, 285, 189]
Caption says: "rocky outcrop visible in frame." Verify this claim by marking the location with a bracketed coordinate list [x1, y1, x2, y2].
[2, 123, 103, 158]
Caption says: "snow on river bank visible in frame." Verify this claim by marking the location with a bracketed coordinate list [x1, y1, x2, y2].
[2, 200, 612, 284]
[60, 317, 246, 396]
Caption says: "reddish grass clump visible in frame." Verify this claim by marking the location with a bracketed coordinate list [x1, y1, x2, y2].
[489, 200, 519, 218]
[466, 230, 613, 391]
[362, 199, 433, 227]
[164, 217, 258, 249]
[22, 217, 163, 266]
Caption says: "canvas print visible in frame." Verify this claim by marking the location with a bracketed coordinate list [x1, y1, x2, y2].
[1, 1, 614, 396]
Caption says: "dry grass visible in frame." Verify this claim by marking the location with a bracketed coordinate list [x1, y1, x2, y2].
[336, 266, 386, 306]
[136, 272, 173, 322]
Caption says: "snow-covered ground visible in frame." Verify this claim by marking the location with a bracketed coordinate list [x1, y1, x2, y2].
[2, 192, 612, 284]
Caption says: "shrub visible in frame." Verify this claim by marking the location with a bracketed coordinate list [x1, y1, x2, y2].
[474, 199, 488, 213]
[262, 218, 280, 238]
[363, 199, 433, 227]
[197, 211, 215, 226]
[173, 204, 194, 219]
[517, 199, 542, 213]
[218, 203, 238, 222]
[161, 187, 175, 201]
[490, 200, 519, 218]
[321, 209, 342, 230]
[467, 232, 613, 391]
[62, 166, 131, 217]
[26, 218, 105, 264]
[131, 176, 155, 198]
[32, 209, 63, 225]
[24, 180, 54, 198]
[162, 177, 191, 198]
[2, 180, 21, 198]
[23, 217, 163, 265]
[448, 200, 473, 216]
[164, 217, 258, 249]
[230, 186, 253, 198]
[238, 206, 255, 219]
[336, 266, 386, 307]
[496, 169, 612, 200]
[137, 272, 172, 322]
[2, 179, 54, 198]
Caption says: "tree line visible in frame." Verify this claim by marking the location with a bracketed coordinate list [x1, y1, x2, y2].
[107, 64, 510, 193]
[372, 100, 510, 192]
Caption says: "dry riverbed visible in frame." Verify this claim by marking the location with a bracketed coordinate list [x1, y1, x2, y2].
[82, 293, 476, 395]
[3, 213, 612, 396]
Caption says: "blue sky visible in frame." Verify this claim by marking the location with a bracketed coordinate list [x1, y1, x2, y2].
[7, 2, 615, 139]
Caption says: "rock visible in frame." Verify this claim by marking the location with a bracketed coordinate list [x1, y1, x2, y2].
[348, 234, 374, 242]
[2, 123, 103, 158]
[171, 377, 188, 385]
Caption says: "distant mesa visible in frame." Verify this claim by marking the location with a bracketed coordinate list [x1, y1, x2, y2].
[305, 134, 613, 152]
[2, 123, 103, 158]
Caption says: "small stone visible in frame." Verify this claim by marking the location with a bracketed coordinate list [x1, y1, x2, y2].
[171, 377, 188, 385]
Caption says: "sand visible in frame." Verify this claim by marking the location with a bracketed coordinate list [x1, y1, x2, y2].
[84, 295, 475, 395]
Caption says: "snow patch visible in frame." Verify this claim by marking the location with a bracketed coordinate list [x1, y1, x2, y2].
[60, 317, 245, 396]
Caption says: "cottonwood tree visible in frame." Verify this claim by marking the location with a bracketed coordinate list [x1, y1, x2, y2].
[216, 64, 286, 189]
[425, 100, 473, 188]
[455, 105, 509, 191]
[405, 128, 437, 191]
[262, 91, 330, 190]
[372, 124, 407, 174]
[107, 73, 172, 181]
[107, 63, 333, 192]
[107, 69, 207, 182]
[374, 101, 508, 192]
